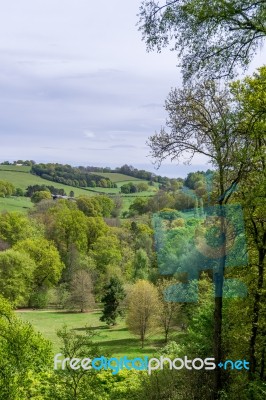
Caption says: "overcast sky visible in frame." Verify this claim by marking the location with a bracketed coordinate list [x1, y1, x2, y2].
[0, 1, 264, 177]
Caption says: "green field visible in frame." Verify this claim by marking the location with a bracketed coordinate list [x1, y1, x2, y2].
[0, 165, 31, 172]
[0, 196, 33, 213]
[0, 166, 158, 213]
[0, 168, 96, 196]
[17, 310, 165, 357]
[89, 172, 143, 183]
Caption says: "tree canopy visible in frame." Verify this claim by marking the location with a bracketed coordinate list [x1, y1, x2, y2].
[138, 0, 266, 79]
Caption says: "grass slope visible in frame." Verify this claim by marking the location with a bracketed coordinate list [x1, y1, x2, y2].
[0, 169, 94, 196]
[17, 310, 165, 357]
[89, 172, 143, 183]
[0, 165, 31, 172]
[0, 197, 33, 213]
[0, 166, 157, 213]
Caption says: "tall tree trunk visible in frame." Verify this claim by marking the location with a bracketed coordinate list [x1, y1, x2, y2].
[249, 249, 265, 379]
[213, 255, 226, 398]
[213, 190, 226, 399]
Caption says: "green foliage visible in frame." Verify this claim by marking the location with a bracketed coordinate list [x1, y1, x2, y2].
[158, 208, 182, 221]
[90, 235, 122, 273]
[77, 195, 115, 218]
[76, 196, 102, 217]
[0, 211, 44, 245]
[26, 184, 66, 197]
[0, 179, 15, 197]
[133, 249, 150, 280]
[100, 277, 126, 326]
[30, 289, 51, 309]
[146, 190, 175, 212]
[46, 201, 108, 259]
[96, 195, 115, 217]
[138, 0, 266, 79]
[120, 182, 138, 194]
[184, 171, 206, 190]
[0, 249, 35, 305]
[31, 190, 51, 203]
[0, 165, 97, 197]
[14, 237, 64, 289]
[31, 163, 115, 189]
[129, 197, 149, 215]
[50, 326, 104, 400]
[126, 280, 160, 347]
[0, 295, 52, 399]
[156, 278, 182, 343]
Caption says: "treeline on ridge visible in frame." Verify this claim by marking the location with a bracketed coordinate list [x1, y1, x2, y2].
[31, 163, 117, 188]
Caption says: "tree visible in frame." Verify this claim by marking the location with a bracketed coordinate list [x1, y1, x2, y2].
[0, 249, 35, 305]
[0, 212, 44, 245]
[137, 182, 149, 192]
[14, 238, 64, 289]
[100, 277, 125, 326]
[0, 295, 52, 399]
[148, 80, 250, 397]
[51, 326, 103, 400]
[132, 249, 150, 279]
[147, 190, 174, 212]
[95, 195, 114, 217]
[0, 180, 15, 197]
[138, 0, 266, 80]
[120, 182, 138, 194]
[31, 190, 51, 203]
[126, 280, 160, 347]
[67, 270, 95, 313]
[129, 197, 149, 215]
[15, 187, 24, 196]
[46, 202, 96, 260]
[194, 198, 199, 217]
[111, 195, 123, 217]
[76, 196, 101, 217]
[157, 278, 181, 343]
[90, 235, 122, 273]
[174, 192, 195, 210]
[231, 67, 266, 383]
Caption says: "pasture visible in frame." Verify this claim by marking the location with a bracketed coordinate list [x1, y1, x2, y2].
[0, 168, 95, 196]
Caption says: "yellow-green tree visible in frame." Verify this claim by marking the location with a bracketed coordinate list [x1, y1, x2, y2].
[126, 280, 160, 347]
[0, 249, 35, 305]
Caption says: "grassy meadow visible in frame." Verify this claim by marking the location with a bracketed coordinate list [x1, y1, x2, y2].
[0, 169, 95, 197]
[17, 310, 167, 358]
[0, 165, 31, 172]
[0, 196, 33, 213]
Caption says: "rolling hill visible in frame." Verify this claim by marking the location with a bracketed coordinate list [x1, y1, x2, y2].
[0, 166, 158, 213]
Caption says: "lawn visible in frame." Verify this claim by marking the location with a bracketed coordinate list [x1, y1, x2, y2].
[17, 310, 165, 358]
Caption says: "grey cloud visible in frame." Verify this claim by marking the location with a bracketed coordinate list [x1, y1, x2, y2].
[109, 144, 138, 149]
[0, 0, 262, 171]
